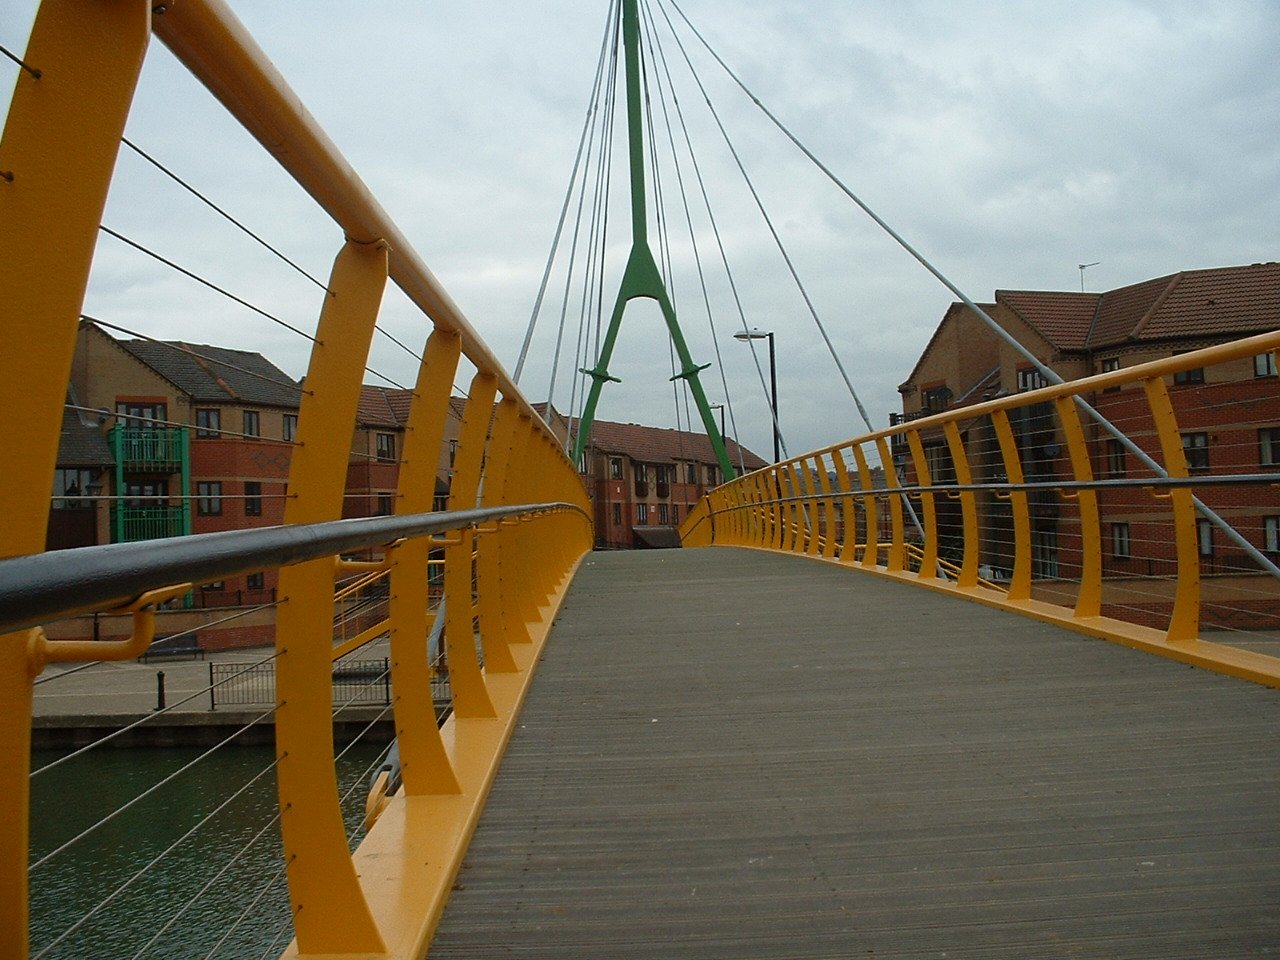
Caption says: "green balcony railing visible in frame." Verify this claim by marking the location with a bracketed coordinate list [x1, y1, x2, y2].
[109, 505, 189, 543]
[108, 426, 188, 469]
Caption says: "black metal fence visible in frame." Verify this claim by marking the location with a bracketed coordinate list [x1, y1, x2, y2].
[209, 657, 452, 713]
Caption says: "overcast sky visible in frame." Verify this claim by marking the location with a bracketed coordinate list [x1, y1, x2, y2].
[4, 0, 1278, 460]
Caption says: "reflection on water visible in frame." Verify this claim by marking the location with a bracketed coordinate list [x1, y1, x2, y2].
[30, 739, 385, 960]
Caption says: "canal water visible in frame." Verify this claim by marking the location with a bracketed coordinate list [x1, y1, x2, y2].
[30, 741, 385, 960]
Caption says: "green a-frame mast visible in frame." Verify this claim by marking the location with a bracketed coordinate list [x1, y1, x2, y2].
[571, 0, 736, 481]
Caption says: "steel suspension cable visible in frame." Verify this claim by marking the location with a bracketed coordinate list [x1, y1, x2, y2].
[664, 0, 1280, 579]
[95, 229, 412, 391]
[653, 3, 872, 437]
[120, 137, 328, 293]
[201, 861, 288, 960]
[33, 754, 282, 959]
[547, 8, 616, 419]
[642, 0, 745, 473]
[83, 316, 309, 397]
[567, 27, 622, 455]
[32, 646, 278, 775]
[516, 0, 617, 384]
[128, 704, 393, 960]
[643, 3, 785, 460]
[29, 707, 276, 871]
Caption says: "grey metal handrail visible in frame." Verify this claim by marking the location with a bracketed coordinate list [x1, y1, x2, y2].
[0, 503, 585, 635]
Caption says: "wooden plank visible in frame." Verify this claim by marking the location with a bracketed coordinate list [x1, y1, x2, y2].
[431, 548, 1280, 958]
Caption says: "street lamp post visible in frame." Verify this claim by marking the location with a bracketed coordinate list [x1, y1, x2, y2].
[709, 403, 727, 443]
[734, 328, 780, 463]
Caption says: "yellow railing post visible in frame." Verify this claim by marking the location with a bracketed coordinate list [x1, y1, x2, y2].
[391, 328, 463, 796]
[768, 470, 784, 551]
[991, 410, 1032, 602]
[852, 444, 878, 567]
[475, 398, 521, 673]
[799, 458, 820, 556]
[445, 373, 499, 719]
[0, 3, 151, 952]
[1054, 396, 1103, 618]
[905, 430, 939, 580]
[816, 454, 838, 558]
[275, 239, 389, 955]
[1142, 376, 1201, 642]
[874, 438, 905, 572]
[943, 422, 979, 588]
[833, 450, 858, 563]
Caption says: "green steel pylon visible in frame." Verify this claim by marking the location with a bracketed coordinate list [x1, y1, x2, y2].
[572, 0, 736, 480]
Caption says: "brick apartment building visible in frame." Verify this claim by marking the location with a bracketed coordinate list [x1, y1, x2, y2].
[895, 261, 1280, 625]
[576, 418, 767, 549]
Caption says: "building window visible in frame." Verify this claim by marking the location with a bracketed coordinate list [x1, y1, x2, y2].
[611, 502, 621, 525]
[283, 414, 298, 442]
[1197, 519, 1213, 558]
[578, 450, 589, 474]
[924, 445, 954, 484]
[117, 402, 166, 427]
[1106, 439, 1126, 478]
[658, 503, 669, 524]
[376, 433, 396, 462]
[686, 463, 697, 484]
[246, 572, 265, 590]
[377, 494, 394, 516]
[1172, 352, 1204, 384]
[52, 468, 94, 509]
[921, 386, 951, 413]
[1111, 523, 1131, 559]
[448, 439, 458, 469]
[672, 504, 679, 524]
[1259, 427, 1280, 467]
[242, 410, 260, 437]
[244, 481, 262, 517]
[1101, 357, 1121, 392]
[1265, 516, 1280, 553]
[201, 581, 225, 592]
[195, 408, 221, 438]
[706, 465, 718, 486]
[197, 481, 222, 515]
[610, 458, 623, 480]
[636, 503, 648, 524]
[1181, 432, 1209, 471]
[1255, 353, 1278, 378]
[1017, 367, 1048, 392]
[1032, 528, 1058, 578]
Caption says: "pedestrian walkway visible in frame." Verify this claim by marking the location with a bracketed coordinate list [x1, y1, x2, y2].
[430, 547, 1280, 958]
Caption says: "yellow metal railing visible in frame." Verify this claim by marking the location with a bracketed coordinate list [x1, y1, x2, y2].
[0, 2, 592, 958]
[682, 332, 1280, 687]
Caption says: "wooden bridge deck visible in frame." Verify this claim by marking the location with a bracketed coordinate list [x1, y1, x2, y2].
[430, 547, 1280, 958]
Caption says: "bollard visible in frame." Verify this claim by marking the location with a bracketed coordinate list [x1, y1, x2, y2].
[155, 670, 166, 712]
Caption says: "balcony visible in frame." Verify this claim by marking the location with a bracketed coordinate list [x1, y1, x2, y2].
[110, 505, 188, 543]
[110, 426, 188, 472]
[634, 480, 649, 498]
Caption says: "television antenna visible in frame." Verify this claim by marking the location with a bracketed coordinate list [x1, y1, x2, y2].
[1078, 261, 1101, 292]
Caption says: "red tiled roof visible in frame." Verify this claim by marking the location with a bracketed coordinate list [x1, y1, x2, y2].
[357, 386, 413, 427]
[1139, 262, 1280, 342]
[1087, 273, 1174, 346]
[996, 291, 1100, 351]
[992, 262, 1279, 352]
[575, 417, 768, 471]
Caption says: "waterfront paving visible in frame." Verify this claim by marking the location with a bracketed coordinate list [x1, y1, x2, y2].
[31, 635, 394, 748]
[430, 547, 1280, 959]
